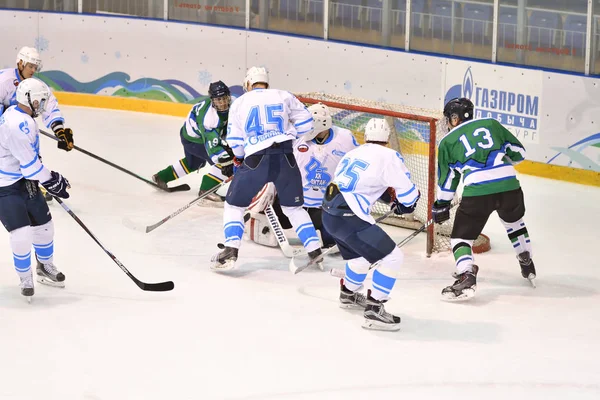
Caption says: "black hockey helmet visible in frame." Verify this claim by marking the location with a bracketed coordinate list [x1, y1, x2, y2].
[208, 81, 231, 115]
[443, 97, 474, 126]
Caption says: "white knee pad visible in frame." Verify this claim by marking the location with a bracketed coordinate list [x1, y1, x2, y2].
[376, 247, 404, 279]
[10, 226, 33, 276]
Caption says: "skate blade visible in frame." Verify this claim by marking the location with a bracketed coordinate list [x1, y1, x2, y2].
[527, 275, 537, 288]
[36, 276, 65, 288]
[210, 259, 237, 272]
[441, 288, 476, 302]
[196, 199, 224, 209]
[362, 319, 401, 332]
[339, 303, 365, 310]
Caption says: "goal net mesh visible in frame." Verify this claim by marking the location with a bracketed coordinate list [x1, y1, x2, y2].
[296, 93, 490, 255]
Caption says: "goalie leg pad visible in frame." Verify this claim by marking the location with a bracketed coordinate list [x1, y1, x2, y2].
[244, 214, 279, 247]
[248, 183, 276, 213]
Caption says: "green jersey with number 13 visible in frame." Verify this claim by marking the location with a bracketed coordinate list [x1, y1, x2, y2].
[436, 118, 526, 201]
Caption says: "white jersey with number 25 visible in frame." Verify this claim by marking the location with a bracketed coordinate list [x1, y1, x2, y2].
[332, 143, 419, 223]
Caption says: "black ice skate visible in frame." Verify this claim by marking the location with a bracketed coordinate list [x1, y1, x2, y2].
[197, 189, 226, 208]
[518, 251, 536, 287]
[339, 279, 367, 309]
[36, 258, 66, 288]
[210, 246, 239, 272]
[442, 265, 479, 301]
[308, 248, 324, 271]
[152, 174, 169, 190]
[362, 290, 401, 331]
[20, 273, 34, 301]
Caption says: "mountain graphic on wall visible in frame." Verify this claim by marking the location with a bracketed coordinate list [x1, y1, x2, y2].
[36, 71, 243, 103]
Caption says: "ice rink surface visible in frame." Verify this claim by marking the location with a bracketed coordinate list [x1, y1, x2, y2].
[1, 106, 599, 400]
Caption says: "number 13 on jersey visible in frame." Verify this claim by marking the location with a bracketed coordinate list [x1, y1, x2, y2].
[459, 127, 494, 157]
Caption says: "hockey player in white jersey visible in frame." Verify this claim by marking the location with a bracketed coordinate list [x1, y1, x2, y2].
[0, 79, 71, 300]
[0, 47, 76, 201]
[321, 118, 420, 331]
[211, 67, 322, 271]
[245, 103, 358, 250]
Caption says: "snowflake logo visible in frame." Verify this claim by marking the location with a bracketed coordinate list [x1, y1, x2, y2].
[344, 81, 352, 91]
[81, 53, 89, 64]
[198, 70, 212, 85]
[35, 36, 49, 52]
[115, 51, 121, 59]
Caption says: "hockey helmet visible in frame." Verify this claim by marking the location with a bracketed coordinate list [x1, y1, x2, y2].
[16, 78, 50, 118]
[208, 81, 231, 114]
[364, 118, 391, 143]
[16, 46, 43, 72]
[243, 66, 269, 92]
[443, 97, 474, 127]
[304, 103, 332, 141]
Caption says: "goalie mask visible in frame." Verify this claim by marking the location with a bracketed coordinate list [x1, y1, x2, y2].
[443, 97, 474, 128]
[364, 118, 391, 143]
[208, 80, 231, 116]
[16, 78, 50, 118]
[243, 66, 269, 92]
[304, 103, 332, 141]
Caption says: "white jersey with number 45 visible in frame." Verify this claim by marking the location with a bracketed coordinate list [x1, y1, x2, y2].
[226, 89, 314, 158]
[332, 143, 419, 223]
[295, 126, 359, 208]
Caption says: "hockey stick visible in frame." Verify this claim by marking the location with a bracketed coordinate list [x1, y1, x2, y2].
[39, 129, 190, 193]
[123, 176, 233, 233]
[264, 205, 306, 258]
[289, 208, 396, 274]
[53, 197, 174, 292]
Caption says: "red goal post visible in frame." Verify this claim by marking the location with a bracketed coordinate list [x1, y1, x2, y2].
[295, 93, 491, 256]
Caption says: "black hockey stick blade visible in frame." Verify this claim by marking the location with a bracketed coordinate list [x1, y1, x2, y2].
[54, 197, 174, 292]
[40, 129, 189, 193]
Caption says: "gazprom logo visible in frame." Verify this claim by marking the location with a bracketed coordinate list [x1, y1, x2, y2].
[445, 66, 540, 139]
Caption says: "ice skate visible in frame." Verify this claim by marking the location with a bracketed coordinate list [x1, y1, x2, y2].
[362, 290, 401, 331]
[308, 248, 324, 271]
[152, 174, 169, 190]
[210, 246, 239, 271]
[442, 265, 478, 301]
[197, 189, 226, 208]
[20, 272, 35, 302]
[36, 258, 66, 288]
[339, 279, 367, 309]
[518, 251, 536, 287]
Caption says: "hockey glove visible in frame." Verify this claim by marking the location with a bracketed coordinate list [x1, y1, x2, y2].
[432, 200, 451, 224]
[217, 154, 235, 177]
[41, 171, 71, 199]
[54, 128, 74, 152]
[233, 157, 244, 174]
[391, 190, 420, 215]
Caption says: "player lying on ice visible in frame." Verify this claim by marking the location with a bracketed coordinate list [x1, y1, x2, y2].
[242, 102, 359, 255]
[433, 97, 537, 301]
[153, 81, 235, 206]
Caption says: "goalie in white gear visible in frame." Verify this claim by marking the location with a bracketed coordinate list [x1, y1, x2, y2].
[0, 47, 76, 202]
[321, 118, 420, 331]
[0, 78, 71, 300]
[244, 103, 358, 251]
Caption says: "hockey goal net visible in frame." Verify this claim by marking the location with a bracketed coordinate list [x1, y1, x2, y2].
[296, 93, 491, 256]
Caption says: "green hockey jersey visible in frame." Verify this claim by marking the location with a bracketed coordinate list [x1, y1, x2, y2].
[181, 98, 230, 164]
[436, 118, 526, 201]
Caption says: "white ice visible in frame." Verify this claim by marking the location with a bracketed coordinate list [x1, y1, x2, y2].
[1, 106, 599, 400]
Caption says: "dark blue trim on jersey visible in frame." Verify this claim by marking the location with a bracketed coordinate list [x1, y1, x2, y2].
[3, 8, 597, 79]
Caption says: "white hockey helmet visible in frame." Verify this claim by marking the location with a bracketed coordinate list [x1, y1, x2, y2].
[16, 78, 50, 117]
[243, 66, 269, 92]
[16, 46, 43, 71]
[364, 118, 391, 143]
[304, 103, 332, 141]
